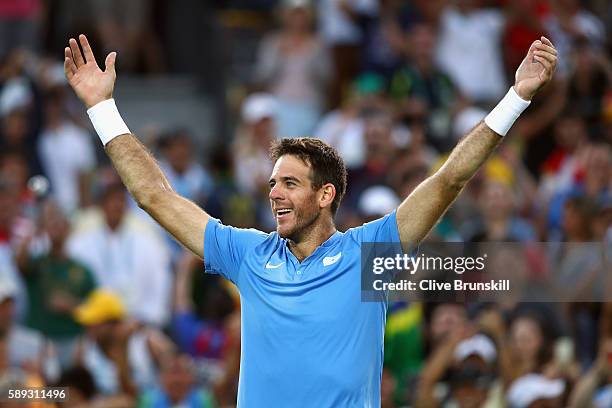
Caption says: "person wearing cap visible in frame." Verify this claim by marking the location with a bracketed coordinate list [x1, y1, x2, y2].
[255, 0, 331, 138]
[233, 93, 277, 199]
[73, 289, 174, 399]
[357, 185, 401, 223]
[64, 31, 557, 407]
[416, 330, 501, 408]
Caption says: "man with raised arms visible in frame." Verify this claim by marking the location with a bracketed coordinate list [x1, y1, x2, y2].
[63, 34, 557, 407]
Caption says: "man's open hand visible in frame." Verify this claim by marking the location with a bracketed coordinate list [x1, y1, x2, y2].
[64, 34, 117, 109]
[514, 36, 557, 101]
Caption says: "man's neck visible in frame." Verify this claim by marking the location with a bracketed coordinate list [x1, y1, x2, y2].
[288, 219, 337, 262]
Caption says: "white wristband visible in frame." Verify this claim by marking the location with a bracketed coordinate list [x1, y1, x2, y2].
[484, 87, 531, 136]
[87, 99, 131, 146]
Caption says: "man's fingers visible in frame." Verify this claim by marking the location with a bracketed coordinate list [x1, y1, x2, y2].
[64, 47, 77, 79]
[104, 52, 117, 75]
[534, 50, 557, 66]
[64, 47, 74, 66]
[64, 53, 77, 80]
[534, 55, 553, 76]
[536, 42, 557, 56]
[79, 34, 98, 66]
[64, 59, 73, 80]
[540, 36, 554, 48]
[69, 38, 85, 67]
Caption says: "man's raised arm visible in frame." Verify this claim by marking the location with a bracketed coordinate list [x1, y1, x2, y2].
[396, 37, 557, 246]
[64, 34, 209, 258]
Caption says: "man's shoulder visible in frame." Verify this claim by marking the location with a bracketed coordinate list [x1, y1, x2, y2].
[344, 212, 400, 243]
[206, 218, 276, 254]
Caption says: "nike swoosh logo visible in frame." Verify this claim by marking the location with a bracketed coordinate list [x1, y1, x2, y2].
[322, 252, 342, 266]
[265, 261, 284, 269]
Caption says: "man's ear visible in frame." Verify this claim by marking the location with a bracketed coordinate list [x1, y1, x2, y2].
[319, 183, 336, 210]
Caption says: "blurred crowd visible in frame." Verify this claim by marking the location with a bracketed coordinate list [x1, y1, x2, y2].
[0, 0, 611, 407]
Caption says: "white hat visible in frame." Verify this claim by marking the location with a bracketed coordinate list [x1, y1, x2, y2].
[241, 93, 278, 123]
[0, 275, 18, 303]
[0, 77, 33, 116]
[453, 107, 487, 140]
[507, 374, 565, 408]
[454, 334, 497, 363]
[358, 186, 400, 217]
[280, 0, 311, 9]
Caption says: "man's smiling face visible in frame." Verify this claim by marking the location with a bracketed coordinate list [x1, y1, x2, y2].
[269, 155, 322, 239]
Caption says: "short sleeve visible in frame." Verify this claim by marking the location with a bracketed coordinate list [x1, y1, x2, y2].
[204, 219, 269, 283]
[348, 211, 401, 243]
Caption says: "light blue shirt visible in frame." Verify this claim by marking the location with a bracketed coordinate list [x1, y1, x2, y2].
[204, 212, 400, 407]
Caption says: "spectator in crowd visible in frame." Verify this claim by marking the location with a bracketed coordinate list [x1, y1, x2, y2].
[233, 93, 278, 229]
[345, 109, 397, 207]
[567, 36, 612, 128]
[569, 310, 612, 408]
[358, 0, 413, 78]
[390, 21, 463, 151]
[314, 73, 389, 169]
[0, 176, 28, 320]
[157, 129, 214, 260]
[545, 0, 606, 75]
[254, 0, 332, 137]
[462, 178, 536, 242]
[138, 353, 218, 408]
[172, 251, 235, 362]
[68, 182, 172, 327]
[502, 0, 551, 75]
[317, 0, 378, 107]
[415, 330, 501, 408]
[0, 274, 58, 383]
[538, 111, 589, 208]
[60, 0, 164, 74]
[435, 0, 508, 105]
[509, 311, 555, 377]
[0, 108, 41, 176]
[158, 129, 213, 204]
[53, 366, 100, 408]
[37, 88, 96, 214]
[569, 337, 612, 407]
[73, 290, 175, 398]
[203, 148, 257, 229]
[233, 93, 276, 195]
[384, 302, 425, 407]
[15, 200, 96, 368]
[0, 149, 35, 215]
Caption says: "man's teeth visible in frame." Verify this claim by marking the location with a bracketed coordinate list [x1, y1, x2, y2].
[277, 209, 292, 215]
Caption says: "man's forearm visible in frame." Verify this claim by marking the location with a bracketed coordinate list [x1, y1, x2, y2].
[105, 134, 174, 208]
[437, 122, 502, 191]
[103, 132, 209, 258]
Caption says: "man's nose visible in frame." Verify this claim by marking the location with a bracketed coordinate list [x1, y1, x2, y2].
[269, 183, 283, 200]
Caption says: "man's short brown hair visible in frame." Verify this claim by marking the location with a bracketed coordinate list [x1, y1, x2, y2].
[270, 138, 347, 215]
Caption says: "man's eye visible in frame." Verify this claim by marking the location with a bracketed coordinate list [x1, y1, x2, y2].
[287, 182, 295, 187]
